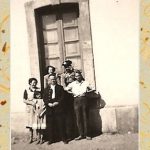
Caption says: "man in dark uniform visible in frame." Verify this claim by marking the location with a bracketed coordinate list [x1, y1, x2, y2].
[61, 60, 76, 140]
[43, 74, 67, 144]
[61, 60, 75, 87]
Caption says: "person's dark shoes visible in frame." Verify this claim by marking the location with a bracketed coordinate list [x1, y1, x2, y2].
[63, 140, 68, 144]
[36, 139, 40, 144]
[86, 136, 92, 140]
[47, 141, 53, 145]
[75, 135, 83, 141]
[28, 139, 33, 144]
[67, 138, 73, 142]
[40, 139, 45, 144]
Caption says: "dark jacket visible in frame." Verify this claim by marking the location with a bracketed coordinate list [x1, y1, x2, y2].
[43, 84, 65, 115]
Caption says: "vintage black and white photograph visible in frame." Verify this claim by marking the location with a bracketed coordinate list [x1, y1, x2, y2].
[11, 0, 139, 149]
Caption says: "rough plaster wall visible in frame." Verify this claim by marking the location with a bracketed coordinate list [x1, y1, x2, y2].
[89, 0, 139, 106]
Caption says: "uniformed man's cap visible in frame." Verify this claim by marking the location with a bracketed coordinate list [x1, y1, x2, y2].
[62, 60, 72, 68]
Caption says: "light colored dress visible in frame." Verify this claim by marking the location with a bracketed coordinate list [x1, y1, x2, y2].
[23, 88, 46, 130]
[33, 98, 46, 130]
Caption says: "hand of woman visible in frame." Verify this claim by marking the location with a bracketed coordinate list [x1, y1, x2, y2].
[53, 102, 59, 107]
[48, 103, 53, 107]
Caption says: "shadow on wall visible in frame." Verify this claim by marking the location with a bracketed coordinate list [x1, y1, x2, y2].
[87, 91, 106, 137]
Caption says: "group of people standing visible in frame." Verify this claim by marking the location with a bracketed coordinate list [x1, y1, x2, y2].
[23, 60, 94, 145]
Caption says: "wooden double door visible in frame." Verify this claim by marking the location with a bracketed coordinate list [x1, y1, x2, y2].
[36, 3, 82, 79]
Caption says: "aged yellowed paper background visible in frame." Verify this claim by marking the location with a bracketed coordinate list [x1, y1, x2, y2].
[140, 0, 150, 150]
[0, 0, 10, 150]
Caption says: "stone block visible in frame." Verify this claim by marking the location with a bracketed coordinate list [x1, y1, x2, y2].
[116, 106, 138, 133]
[100, 107, 117, 133]
[11, 112, 28, 133]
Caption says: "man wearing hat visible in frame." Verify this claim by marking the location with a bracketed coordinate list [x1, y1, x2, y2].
[61, 60, 75, 87]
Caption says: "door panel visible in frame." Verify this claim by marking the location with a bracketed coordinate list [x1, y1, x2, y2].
[42, 13, 61, 73]
[43, 30, 58, 43]
[62, 12, 78, 27]
[65, 42, 80, 56]
[64, 27, 79, 42]
[62, 10, 82, 72]
[44, 44, 60, 58]
[42, 14, 57, 29]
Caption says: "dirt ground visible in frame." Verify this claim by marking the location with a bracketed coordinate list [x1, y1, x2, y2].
[11, 132, 138, 150]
